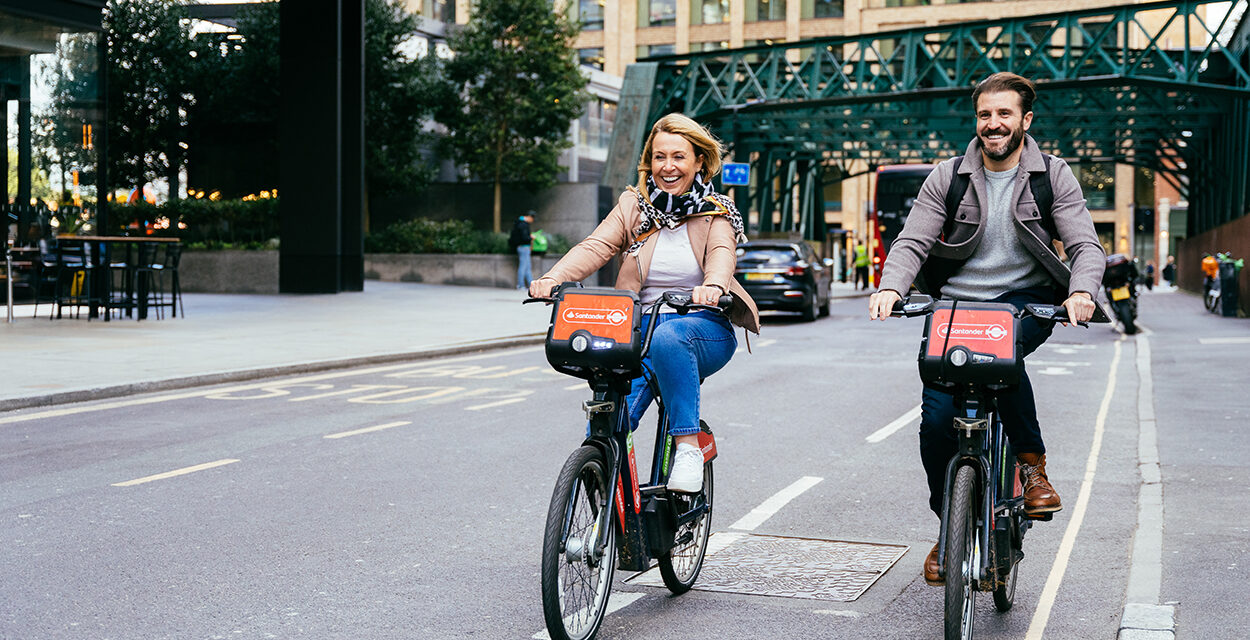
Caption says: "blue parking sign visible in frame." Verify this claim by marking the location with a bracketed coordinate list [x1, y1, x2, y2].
[722, 162, 750, 186]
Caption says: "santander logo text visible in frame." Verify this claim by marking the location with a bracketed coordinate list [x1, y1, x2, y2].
[563, 307, 629, 326]
[937, 322, 1009, 341]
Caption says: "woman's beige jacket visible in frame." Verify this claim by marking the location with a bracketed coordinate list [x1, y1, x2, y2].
[538, 190, 760, 334]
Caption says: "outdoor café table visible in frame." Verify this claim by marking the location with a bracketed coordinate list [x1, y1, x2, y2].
[55, 235, 181, 320]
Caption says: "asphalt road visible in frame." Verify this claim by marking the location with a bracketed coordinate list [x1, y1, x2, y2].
[1, 290, 1244, 639]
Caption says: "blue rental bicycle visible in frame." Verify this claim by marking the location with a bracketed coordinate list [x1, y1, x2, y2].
[891, 294, 1101, 640]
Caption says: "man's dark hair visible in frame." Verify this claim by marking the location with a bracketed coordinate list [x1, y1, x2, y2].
[972, 72, 1036, 115]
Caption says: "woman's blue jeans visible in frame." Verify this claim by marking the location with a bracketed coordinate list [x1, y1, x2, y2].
[625, 310, 737, 437]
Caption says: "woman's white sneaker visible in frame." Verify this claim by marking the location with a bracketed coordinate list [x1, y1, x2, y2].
[667, 443, 704, 493]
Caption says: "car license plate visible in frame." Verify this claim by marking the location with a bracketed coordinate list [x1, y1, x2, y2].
[744, 272, 774, 281]
[1110, 286, 1131, 301]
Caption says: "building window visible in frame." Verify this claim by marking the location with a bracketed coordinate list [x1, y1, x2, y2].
[691, 0, 729, 25]
[1079, 162, 1115, 211]
[881, 0, 928, 6]
[424, 0, 455, 23]
[579, 47, 605, 70]
[579, 99, 617, 152]
[641, 0, 677, 27]
[637, 43, 676, 58]
[746, 0, 786, 22]
[802, 0, 844, 19]
[695, 40, 731, 52]
[573, 0, 604, 31]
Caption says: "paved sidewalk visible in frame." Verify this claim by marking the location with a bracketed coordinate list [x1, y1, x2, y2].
[1, 280, 870, 410]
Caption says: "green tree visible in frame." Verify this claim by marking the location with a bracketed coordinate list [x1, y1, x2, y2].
[365, 0, 446, 200]
[6, 148, 55, 205]
[437, 0, 588, 233]
[39, 32, 100, 206]
[103, 0, 194, 199]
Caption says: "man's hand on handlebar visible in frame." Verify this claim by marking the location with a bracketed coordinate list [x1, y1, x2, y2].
[868, 289, 901, 321]
[1061, 291, 1095, 324]
[528, 277, 558, 299]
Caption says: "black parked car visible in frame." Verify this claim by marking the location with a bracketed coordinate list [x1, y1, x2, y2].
[734, 240, 832, 321]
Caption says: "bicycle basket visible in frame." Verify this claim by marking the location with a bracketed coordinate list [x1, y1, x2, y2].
[545, 287, 643, 380]
[918, 301, 1021, 387]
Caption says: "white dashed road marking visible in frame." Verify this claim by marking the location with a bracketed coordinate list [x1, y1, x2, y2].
[112, 459, 240, 487]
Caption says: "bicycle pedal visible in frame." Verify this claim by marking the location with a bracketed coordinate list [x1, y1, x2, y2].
[1026, 512, 1055, 521]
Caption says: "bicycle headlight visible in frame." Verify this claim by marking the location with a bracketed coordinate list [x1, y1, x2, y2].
[948, 348, 969, 367]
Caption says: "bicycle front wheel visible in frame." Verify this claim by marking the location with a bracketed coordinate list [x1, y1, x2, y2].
[657, 459, 713, 594]
[541, 446, 616, 640]
[945, 465, 978, 640]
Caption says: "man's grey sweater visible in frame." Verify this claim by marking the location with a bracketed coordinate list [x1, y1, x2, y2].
[940, 166, 1052, 301]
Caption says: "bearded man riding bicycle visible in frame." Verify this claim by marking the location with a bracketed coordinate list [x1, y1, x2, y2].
[868, 72, 1105, 586]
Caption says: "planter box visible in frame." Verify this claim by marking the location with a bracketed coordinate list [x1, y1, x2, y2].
[180, 250, 279, 294]
[364, 253, 568, 288]
[178, 251, 578, 294]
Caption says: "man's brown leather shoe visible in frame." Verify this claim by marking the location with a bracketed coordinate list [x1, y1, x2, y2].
[1018, 453, 1062, 514]
[924, 543, 943, 586]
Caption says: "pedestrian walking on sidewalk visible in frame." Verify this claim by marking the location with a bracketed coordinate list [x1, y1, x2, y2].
[530, 113, 759, 493]
[510, 211, 535, 290]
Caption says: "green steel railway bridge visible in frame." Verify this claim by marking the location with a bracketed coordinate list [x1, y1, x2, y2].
[602, 0, 1250, 243]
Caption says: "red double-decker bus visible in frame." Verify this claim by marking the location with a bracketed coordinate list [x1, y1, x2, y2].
[869, 164, 935, 284]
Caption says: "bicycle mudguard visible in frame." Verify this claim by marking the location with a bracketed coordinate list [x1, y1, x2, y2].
[546, 287, 643, 380]
[697, 422, 718, 464]
[919, 301, 1021, 387]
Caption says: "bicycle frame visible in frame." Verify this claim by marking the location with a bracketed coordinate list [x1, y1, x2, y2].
[562, 300, 716, 573]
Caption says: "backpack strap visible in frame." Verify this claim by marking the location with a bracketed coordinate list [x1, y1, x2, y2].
[1029, 154, 1056, 238]
[942, 156, 969, 239]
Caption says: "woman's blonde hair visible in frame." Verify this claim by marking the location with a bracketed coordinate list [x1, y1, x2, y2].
[635, 113, 725, 195]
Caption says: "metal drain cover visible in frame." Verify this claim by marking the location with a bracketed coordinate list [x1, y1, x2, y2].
[626, 532, 907, 601]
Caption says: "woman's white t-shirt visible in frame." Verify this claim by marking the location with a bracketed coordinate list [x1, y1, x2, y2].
[639, 226, 704, 307]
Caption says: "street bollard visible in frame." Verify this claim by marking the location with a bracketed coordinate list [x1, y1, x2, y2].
[5, 247, 13, 323]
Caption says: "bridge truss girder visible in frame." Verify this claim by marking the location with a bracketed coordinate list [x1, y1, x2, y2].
[622, 0, 1250, 240]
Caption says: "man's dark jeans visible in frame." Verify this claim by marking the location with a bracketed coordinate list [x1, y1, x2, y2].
[918, 286, 1058, 516]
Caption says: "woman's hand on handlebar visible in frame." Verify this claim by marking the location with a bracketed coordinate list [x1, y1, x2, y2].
[528, 277, 558, 299]
[692, 284, 724, 307]
[1061, 291, 1096, 324]
[868, 289, 901, 321]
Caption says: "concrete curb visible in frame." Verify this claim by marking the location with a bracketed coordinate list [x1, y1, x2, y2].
[0, 334, 546, 413]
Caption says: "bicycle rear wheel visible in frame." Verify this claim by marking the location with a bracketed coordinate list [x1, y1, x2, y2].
[657, 459, 713, 594]
[993, 467, 1021, 612]
[1206, 287, 1221, 313]
[944, 465, 978, 640]
[992, 541, 1019, 612]
[541, 446, 616, 640]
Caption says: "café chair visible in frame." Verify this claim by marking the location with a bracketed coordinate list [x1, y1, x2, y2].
[51, 240, 100, 320]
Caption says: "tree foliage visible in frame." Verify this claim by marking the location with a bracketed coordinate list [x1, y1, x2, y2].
[103, 0, 194, 194]
[437, 0, 588, 232]
[40, 32, 103, 205]
[365, 0, 446, 199]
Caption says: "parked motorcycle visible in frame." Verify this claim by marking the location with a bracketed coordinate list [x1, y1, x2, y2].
[1104, 254, 1138, 334]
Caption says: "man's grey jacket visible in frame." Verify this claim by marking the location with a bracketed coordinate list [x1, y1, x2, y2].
[878, 134, 1106, 300]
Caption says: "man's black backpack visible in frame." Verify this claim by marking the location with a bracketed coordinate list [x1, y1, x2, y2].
[918, 154, 1055, 295]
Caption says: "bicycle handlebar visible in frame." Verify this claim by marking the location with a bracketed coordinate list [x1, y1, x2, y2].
[523, 284, 733, 315]
[888, 294, 1091, 327]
